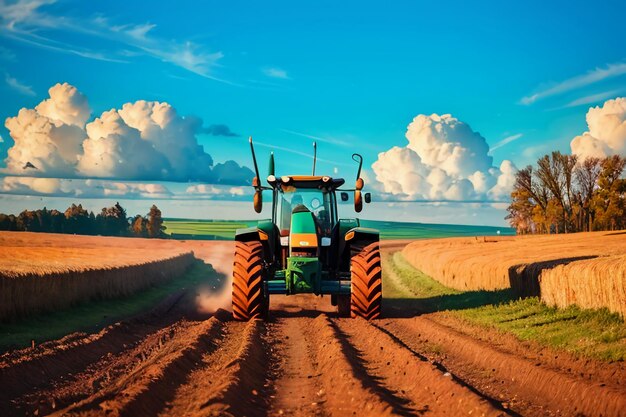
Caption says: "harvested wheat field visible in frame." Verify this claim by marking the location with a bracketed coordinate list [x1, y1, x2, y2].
[402, 231, 626, 316]
[0, 232, 235, 321]
[0, 235, 625, 417]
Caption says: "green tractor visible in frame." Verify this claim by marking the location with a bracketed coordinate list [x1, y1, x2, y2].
[232, 138, 382, 320]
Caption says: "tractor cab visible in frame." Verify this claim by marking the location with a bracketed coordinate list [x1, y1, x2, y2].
[271, 175, 344, 237]
[232, 138, 382, 321]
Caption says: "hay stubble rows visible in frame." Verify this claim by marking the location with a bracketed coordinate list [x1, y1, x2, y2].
[0, 233, 624, 416]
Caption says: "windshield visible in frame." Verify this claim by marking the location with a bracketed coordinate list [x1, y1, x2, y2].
[275, 188, 335, 236]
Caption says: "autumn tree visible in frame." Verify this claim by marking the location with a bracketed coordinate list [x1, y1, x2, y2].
[508, 153, 625, 234]
[132, 215, 147, 237]
[146, 205, 165, 238]
[574, 157, 601, 232]
[535, 152, 577, 233]
[591, 155, 626, 231]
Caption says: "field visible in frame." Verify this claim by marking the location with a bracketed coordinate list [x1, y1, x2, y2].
[163, 218, 515, 240]
[0, 232, 624, 417]
[402, 231, 626, 316]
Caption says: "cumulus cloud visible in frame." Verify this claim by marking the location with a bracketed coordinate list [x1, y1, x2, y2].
[0, 176, 172, 199]
[570, 97, 626, 160]
[186, 184, 248, 199]
[372, 114, 516, 201]
[3, 82, 253, 184]
[0, 177, 62, 194]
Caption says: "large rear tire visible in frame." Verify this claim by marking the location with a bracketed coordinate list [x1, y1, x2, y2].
[350, 242, 382, 320]
[232, 241, 267, 320]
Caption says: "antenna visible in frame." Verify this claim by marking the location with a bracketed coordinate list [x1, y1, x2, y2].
[249, 136, 261, 186]
[312, 142, 317, 175]
[268, 152, 275, 177]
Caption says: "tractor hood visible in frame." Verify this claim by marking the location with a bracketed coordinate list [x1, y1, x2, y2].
[290, 206, 318, 253]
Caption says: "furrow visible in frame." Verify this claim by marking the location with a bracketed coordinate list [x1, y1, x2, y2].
[266, 317, 329, 417]
[303, 314, 401, 416]
[161, 319, 270, 417]
[382, 317, 626, 417]
[49, 316, 223, 417]
[1, 294, 189, 417]
[332, 318, 505, 417]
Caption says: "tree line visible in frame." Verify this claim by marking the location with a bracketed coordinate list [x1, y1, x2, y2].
[507, 153, 626, 234]
[0, 203, 166, 238]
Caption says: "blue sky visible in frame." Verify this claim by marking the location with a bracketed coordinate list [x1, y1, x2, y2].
[0, 0, 625, 226]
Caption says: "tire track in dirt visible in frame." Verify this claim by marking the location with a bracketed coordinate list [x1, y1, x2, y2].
[381, 247, 626, 417]
[380, 318, 626, 417]
[0, 291, 190, 417]
[161, 319, 270, 417]
[266, 317, 328, 417]
[299, 315, 400, 416]
[332, 317, 506, 417]
[47, 316, 223, 416]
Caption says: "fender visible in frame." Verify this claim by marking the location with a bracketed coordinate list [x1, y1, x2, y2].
[344, 226, 379, 245]
[235, 220, 279, 264]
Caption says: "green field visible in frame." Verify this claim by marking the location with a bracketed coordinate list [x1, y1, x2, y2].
[163, 218, 515, 240]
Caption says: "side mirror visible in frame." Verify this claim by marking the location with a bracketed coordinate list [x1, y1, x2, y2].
[354, 190, 362, 213]
[364, 192, 371, 204]
[354, 177, 364, 212]
[340, 192, 349, 202]
[253, 190, 263, 213]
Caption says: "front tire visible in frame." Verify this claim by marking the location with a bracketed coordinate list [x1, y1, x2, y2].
[350, 242, 382, 319]
[232, 241, 267, 320]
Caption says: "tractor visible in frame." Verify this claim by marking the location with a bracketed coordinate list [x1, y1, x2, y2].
[232, 138, 382, 320]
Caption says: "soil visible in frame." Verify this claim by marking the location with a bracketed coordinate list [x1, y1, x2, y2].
[0, 240, 624, 417]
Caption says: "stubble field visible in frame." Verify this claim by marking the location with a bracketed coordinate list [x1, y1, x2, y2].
[0, 232, 624, 417]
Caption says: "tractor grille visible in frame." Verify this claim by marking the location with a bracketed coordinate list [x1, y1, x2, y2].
[291, 248, 317, 257]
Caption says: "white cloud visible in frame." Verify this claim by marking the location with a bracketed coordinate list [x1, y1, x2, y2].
[0, 175, 172, 198]
[372, 114, 517, 201]
[4, 84, 88, 176]
[488, 160, 517, 199]
[521, 62, 626, 105]
[570, 97, 626, 160]
[0, 1, 226, 81]
[263, 67, 289, 79]
[5, 73, 35, 96]
[560, 89, 626, 109]
[1, 176, 61, 194]
[3, 82, 253, 184]
[489, 133, 522, 153]
[186, 184, 248, 198]
[35, 82, 90, 126]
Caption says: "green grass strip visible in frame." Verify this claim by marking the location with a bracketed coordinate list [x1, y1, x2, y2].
[386, 251, 626, 362]
[0, 261, 222, 351]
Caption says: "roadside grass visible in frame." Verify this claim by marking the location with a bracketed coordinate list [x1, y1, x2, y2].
[384, 251, 514, 312]
[0, 260, 221, 351]
[386, 251, 626, 361]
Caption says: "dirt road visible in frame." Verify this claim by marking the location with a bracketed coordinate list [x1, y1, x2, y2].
[1, 241, 624, 417]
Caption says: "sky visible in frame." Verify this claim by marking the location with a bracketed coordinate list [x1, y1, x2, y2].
[0, 0, 625, 226]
